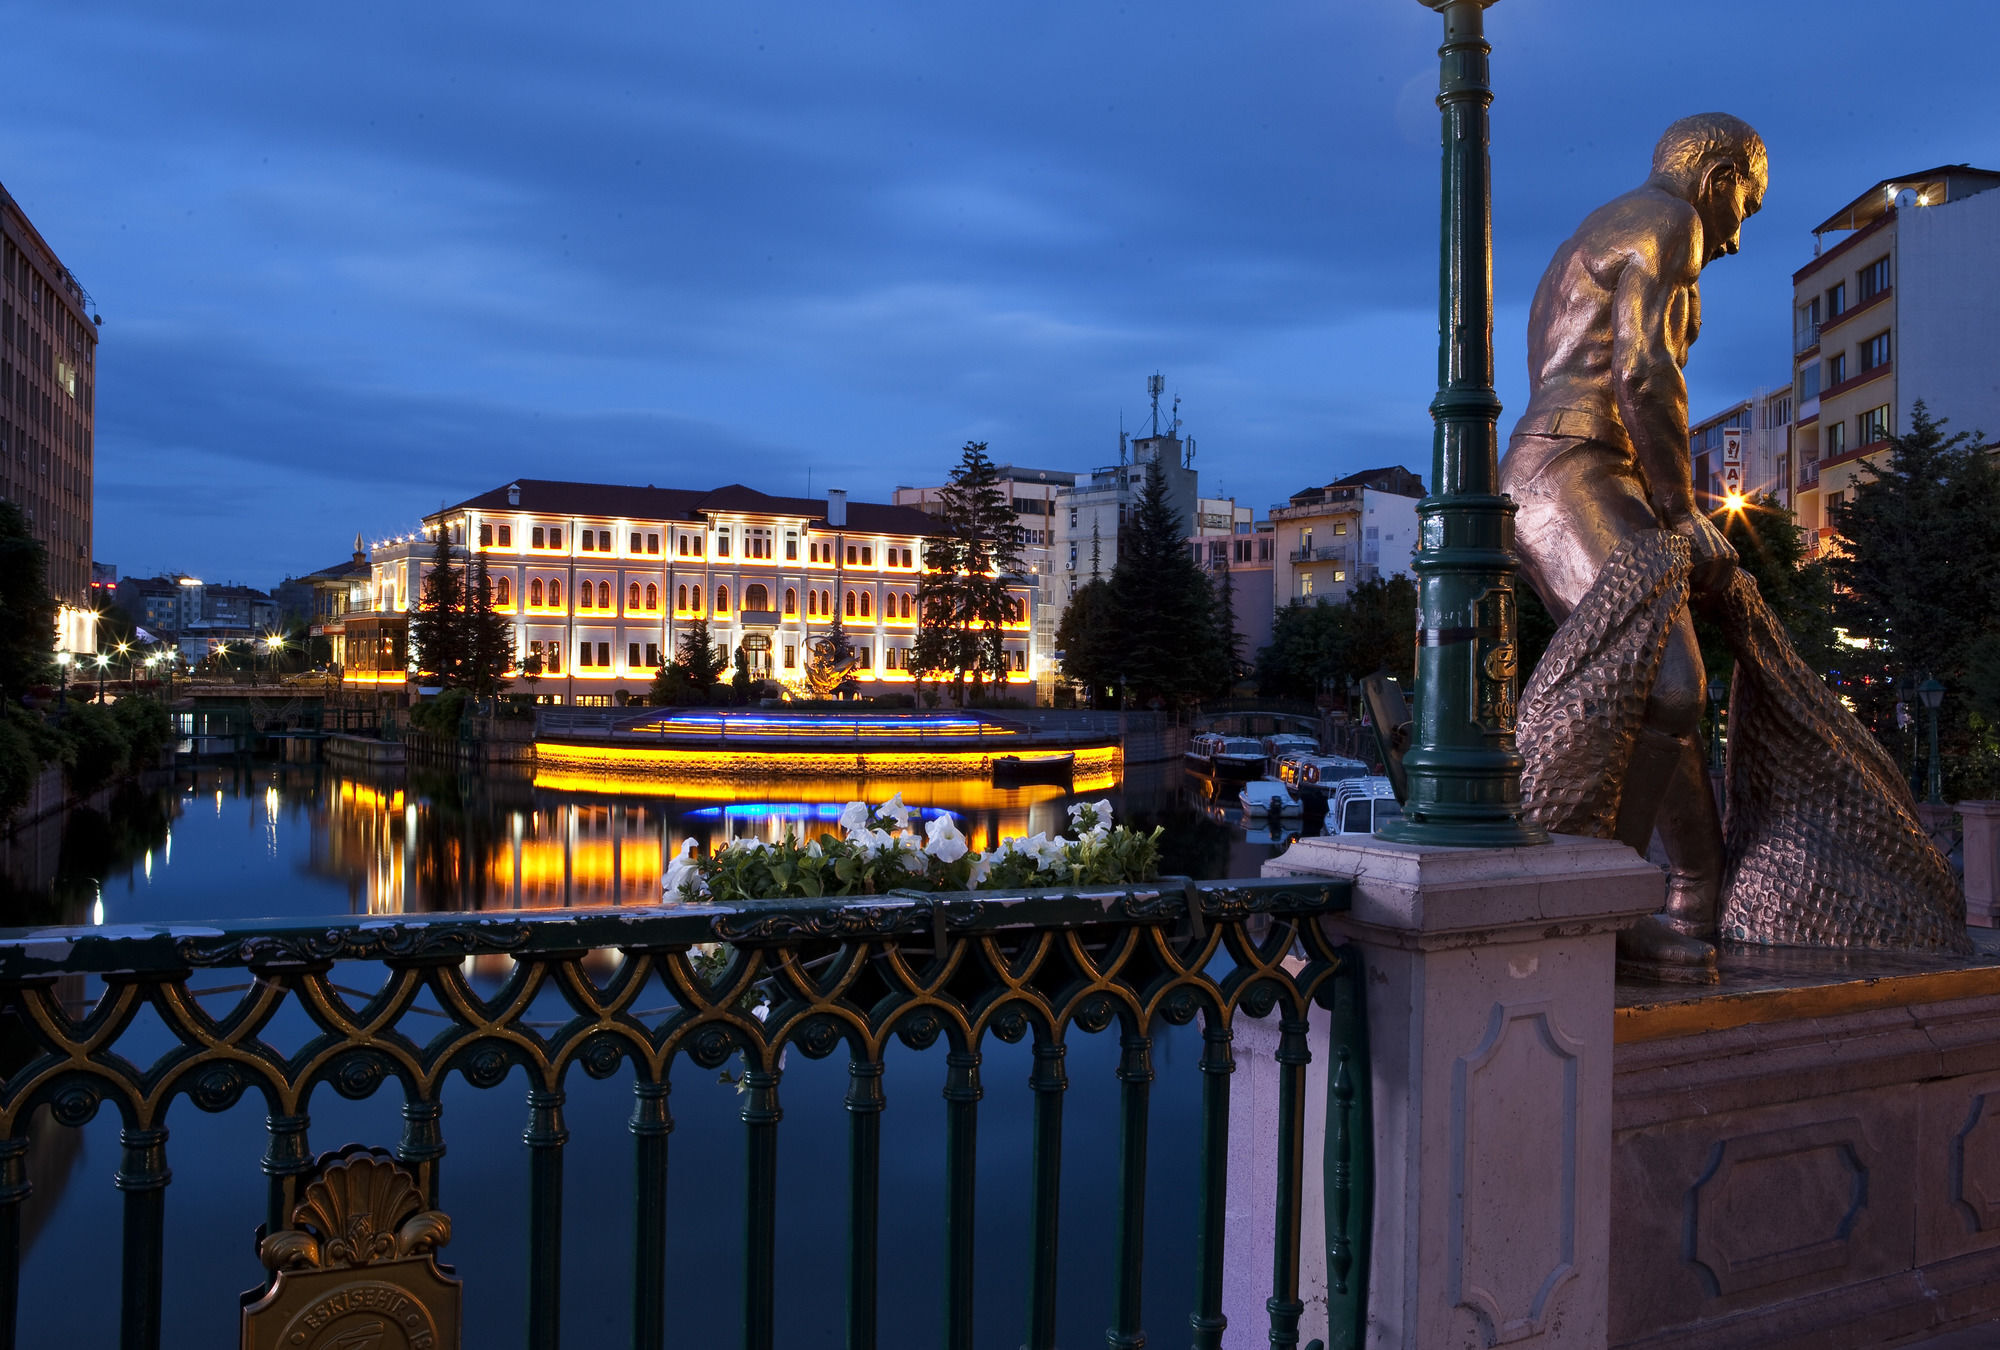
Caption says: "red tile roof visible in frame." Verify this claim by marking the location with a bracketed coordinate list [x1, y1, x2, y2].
[430, 480, 942, 535]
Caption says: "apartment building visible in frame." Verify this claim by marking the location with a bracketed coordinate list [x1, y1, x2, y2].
[1, 181, 98, 647]
[1050, 430, 1199, 610]
[1790, 165, 2000, 546]
[1188, 496, 1276, 657]
[349, 480, 1034, 704]
[1689, 386, 1795, 512]
[1268, 467, 1424, 605]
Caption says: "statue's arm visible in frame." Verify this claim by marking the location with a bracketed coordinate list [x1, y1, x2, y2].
[1608, 231, 1697, 523]
[1609, 222, 1737, 580]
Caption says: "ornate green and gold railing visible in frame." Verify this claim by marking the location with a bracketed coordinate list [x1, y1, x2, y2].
[0, 877, 1368, 1350]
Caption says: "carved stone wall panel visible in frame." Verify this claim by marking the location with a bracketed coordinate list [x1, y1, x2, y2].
[1689, 1120, 1870, 1295]
[1915, 1069, 2000, 1268]
[1453, 1000, 1582, 1344]
[1609, 1086, 1916, 1345]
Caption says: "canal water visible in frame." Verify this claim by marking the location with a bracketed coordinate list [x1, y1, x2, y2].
[1, 759, 1313, 1347]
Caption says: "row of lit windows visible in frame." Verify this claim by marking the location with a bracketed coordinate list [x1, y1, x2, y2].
[477, 517, 922, 568]
[522, 638, 1025, 676]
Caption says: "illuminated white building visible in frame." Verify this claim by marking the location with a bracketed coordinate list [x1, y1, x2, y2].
[349, 480, 1037, 704]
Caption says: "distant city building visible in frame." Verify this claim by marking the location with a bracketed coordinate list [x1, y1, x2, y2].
[277, 536, 371, 668]
[2, 180, 99, 649]
[1790, 165, 2000, 548]
[1051, 429, 1199, 610]
[1268, 466, 1424, 605]
[1188, 496, 1276, 660]
[1689, 388, 1795, 513]
[350, 480, 1032, 704]
[114, 574, 278, 662]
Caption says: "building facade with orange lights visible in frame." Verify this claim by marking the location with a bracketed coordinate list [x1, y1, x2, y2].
[349, 480, 1037, 703]
[1789, 165, 2000, 548]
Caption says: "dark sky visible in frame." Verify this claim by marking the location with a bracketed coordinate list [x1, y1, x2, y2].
[4, 1, 1995, 587]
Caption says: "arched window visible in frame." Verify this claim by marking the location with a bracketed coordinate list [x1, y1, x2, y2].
[716, 586, 729, 613]
[646, 584, 658, 609]
[579, 584, 593, 610]
[744, 584, 769, 611]
[691, 585, 702, 611]
[844, 591, 856, 617]
[549, 580, 562, 608]
[859, 591, 871, 617]
[784, 588, 796, 615]
[822, 590, 832, 615]
[807, 589, 817, 616]
[530, 578, 543, 607]
[629, 583, 641, 610]
[901, 592, 912, 618]
[677, 584, 688, 610]
[495, 576, 511, 606]
[598, 581, 612, 609]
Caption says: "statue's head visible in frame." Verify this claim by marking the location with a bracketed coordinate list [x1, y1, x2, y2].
[1651, 113, 1767, 265]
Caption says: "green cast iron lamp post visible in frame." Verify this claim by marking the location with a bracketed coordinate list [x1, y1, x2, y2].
[1918, 676, 1945, 805]
[1379, 0, 1546, 848]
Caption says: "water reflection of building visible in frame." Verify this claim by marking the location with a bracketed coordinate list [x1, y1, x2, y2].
[306, 769, 1100, 914]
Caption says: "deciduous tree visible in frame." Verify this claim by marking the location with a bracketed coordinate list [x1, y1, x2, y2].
[0, 502, 55, 702]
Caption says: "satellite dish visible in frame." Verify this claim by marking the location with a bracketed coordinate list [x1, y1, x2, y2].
[1894, 187, 1920, 209]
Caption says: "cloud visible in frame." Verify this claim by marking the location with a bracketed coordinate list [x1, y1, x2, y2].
[0, 0, 1991, 592]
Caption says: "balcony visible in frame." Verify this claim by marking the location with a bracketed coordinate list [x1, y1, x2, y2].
[1794, 323, 1820, 354]
[1798, 458, 1820, 490]
[737, 609, 781, 628]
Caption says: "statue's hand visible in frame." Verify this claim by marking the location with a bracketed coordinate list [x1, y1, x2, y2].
[1669, 508, 1738, 590]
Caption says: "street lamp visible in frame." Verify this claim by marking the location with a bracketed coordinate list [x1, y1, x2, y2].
[95, 652, 110, 703]
[1918, 676, 1945, 805]
[55, 651, 70, 714]
[1707, 674, 1727, 775]
[1379, 0, 1546, 847]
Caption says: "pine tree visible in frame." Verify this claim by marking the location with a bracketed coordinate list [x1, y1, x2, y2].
[463, 551, 515, 694]
[1828, 401, 2000, 792]
[409, 528, 468, 686]
[675, 616, 725, 701]
[913, 441, 1025, 705]
[0, 502, 55, 702]
[1106, 457, 1230, 706]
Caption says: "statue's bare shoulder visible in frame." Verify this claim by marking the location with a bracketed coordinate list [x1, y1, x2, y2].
[1563, 186, 1703, 302]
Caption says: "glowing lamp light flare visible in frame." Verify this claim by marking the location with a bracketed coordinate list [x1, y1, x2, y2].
[1723, 491, 1747, 512]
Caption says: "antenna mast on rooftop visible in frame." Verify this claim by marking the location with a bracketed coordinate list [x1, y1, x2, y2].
[1147, 373, 1165, 437]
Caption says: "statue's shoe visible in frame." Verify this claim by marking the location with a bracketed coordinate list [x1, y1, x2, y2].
[1617, 914, 1719, 985]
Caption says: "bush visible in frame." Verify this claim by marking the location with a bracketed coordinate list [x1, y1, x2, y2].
[112, 697, 173, 767]
[63, 704, 130, 793]
[408, 688, 470, 735]
[0, 714, 40, 817]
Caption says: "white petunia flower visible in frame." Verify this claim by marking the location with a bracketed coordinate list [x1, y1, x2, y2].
[880, 793, 914, 831]
[724, 834, 766, 854]
[924, 813, 968, 864]
[968, 852, 995, 886]
[663, 839, 704, 901]
[805, 839, 824, 859]
[839, 801, 871, 832]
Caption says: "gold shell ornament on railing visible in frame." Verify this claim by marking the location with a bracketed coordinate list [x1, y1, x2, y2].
[242, 1146, 461, 1350]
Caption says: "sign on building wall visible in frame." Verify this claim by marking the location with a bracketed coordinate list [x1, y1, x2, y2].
[1721, 429, 1744, 501]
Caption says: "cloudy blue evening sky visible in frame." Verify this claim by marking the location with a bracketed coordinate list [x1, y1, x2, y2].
[3, 0, 1996, 586]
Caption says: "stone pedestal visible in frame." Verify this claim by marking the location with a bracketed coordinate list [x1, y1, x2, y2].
[1261, 833, 1662, 1350]
[1960, 802, 2000, 927]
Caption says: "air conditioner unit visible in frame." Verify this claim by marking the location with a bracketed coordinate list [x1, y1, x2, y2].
[1065, 561, 1075, 570]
